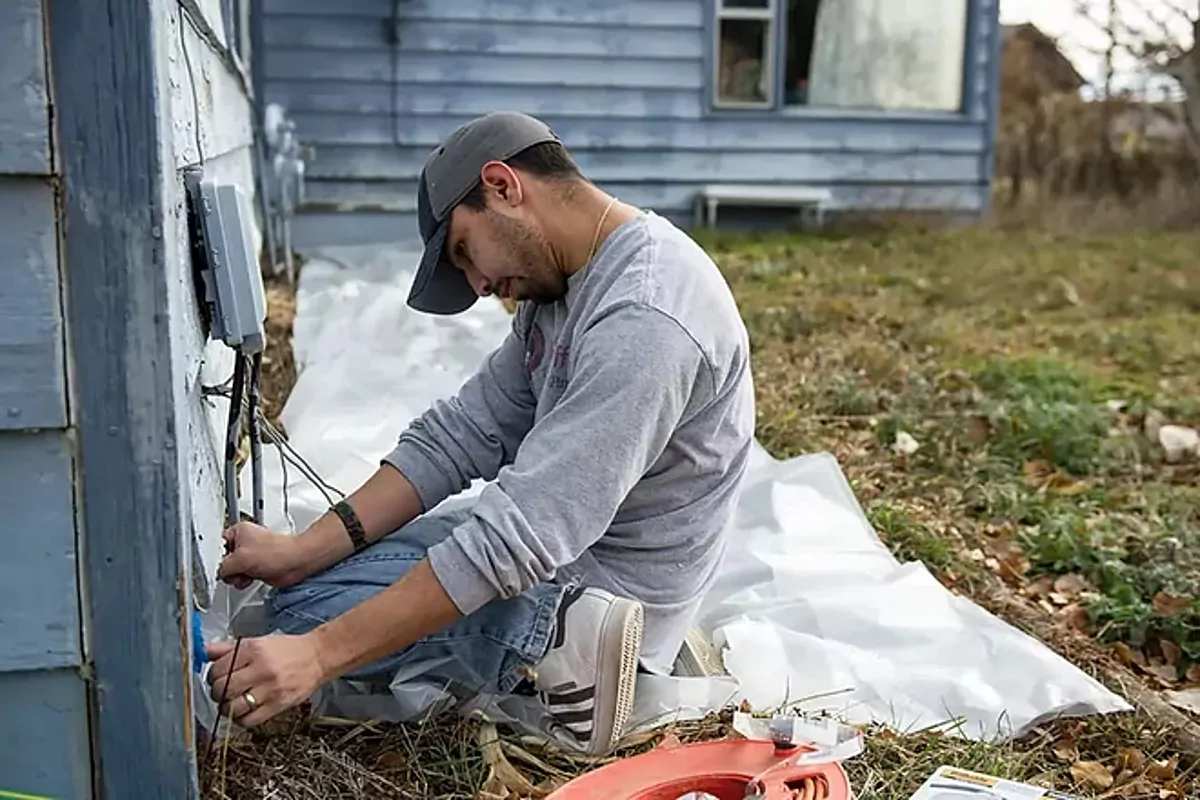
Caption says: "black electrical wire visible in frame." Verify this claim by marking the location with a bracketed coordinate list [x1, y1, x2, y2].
[204, 350, 264, 770]
[206, 353, 248, 769]
[203, 636, 243, 770]
[222, 355, 248, 530]
[247, 351, 265, 525]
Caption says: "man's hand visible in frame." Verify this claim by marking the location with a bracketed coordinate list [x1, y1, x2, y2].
[218, 522, 309, 589]
[205, 634, 326, 728]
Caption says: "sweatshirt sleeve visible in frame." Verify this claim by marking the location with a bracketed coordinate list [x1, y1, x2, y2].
[425, 302, 711, 616]
[382, 315, 537, 512]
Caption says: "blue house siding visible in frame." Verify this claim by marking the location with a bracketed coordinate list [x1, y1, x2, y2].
[0, 0, 258, 796]
[0, 3, 91, 799]
[258, 0, 1000, 249]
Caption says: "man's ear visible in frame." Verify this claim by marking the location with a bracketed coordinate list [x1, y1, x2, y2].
[479, 161, 524, 208]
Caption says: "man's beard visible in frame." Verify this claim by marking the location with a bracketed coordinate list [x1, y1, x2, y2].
[491, 212, 568, 305]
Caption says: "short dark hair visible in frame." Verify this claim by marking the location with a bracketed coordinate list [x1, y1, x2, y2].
[459, 140, 585, 209]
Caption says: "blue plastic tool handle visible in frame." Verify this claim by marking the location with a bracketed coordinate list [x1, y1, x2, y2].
[192, 609, 209, 673]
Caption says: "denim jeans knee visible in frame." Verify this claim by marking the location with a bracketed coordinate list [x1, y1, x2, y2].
[267, 507, 564, 695]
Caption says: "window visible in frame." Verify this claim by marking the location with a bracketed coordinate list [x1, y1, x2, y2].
[713, 0, 970, 113]
[714, 0, 776, 108]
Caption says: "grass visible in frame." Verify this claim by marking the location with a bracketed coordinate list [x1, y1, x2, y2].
[697, 224, 1200, 677]
[203, 223, 1200, 799]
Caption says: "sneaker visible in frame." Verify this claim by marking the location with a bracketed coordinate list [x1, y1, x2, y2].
[532, 585, 644, 756]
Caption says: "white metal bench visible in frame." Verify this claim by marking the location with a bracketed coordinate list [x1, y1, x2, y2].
[695, 184, 833, 229]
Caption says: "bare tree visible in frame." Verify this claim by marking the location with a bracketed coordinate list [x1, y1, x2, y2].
[1073, 0, 1200, 163]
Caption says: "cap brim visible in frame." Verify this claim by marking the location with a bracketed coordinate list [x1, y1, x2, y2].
[405, 219, 479, 315]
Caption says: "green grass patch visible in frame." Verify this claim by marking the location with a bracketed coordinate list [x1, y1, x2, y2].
[712, 224, 1200, 680]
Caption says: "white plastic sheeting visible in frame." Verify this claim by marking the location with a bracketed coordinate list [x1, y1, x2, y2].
[197, 244, 1129, 745]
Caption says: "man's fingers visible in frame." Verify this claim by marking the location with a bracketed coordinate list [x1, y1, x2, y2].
[210, 651, 276, 705]
[219, 684, 283, 729]
[216, 548, 253, 582]
[218, 688, 259, 721]
[205, 639, 237, 662]
[204, 638, 258, 689]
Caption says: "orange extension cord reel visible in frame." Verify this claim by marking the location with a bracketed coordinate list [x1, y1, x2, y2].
[545, 737, 853, 800]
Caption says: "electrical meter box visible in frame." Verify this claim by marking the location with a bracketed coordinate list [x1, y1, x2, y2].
[185, 167, 266, 354]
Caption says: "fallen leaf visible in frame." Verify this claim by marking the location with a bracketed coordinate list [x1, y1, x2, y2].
[1159, 639, 1183, 667]
[966, 414, 991, 445]
[1146, 756, 1177, 781]
[1058, 720, 1087, 742]
[657, 731, 684, 749]
[1052, 741, 1080, 763]
[1163, 687, 1200, 716]
[1115, 747, 1146, 773]
[1070, 760, 1114, 790]
[1108, 777, 1156, 796]
[1152, 592, 1190, 616]
[1113, 641, 1138, 667]
[1054, 574, 1089, 595]
[1144, 663, 1179, 685]
[1050, 479, 1090, 495]
[374, 751, 406, 770]
[1053, 276, 1081, 306]
[997, 552, 1031, 584]
[1026, 575, 1055, 598]
[1059, 603, 1090, 631]
[1024, 459, 1055, 483]
[1048, 591, 1071, 606]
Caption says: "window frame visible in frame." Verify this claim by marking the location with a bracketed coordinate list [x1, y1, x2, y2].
[711, 0, 780, 111]
[220, 0, 252, 63]
[705, 0, 985, 121]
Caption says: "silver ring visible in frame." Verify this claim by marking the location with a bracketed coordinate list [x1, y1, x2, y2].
[243, 691, 258, 711]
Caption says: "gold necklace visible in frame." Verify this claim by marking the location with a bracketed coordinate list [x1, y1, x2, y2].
[586, 196, 619, 266]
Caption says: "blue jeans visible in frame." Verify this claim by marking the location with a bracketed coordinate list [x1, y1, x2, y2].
[267, 508, 567, 697]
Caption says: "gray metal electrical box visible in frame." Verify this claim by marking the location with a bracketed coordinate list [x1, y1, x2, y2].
[186, 168, 266, 354]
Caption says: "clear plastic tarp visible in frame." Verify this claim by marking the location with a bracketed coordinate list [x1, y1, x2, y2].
[194, 245, 1129, 747]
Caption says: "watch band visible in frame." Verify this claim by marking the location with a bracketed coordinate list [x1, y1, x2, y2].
[332, 499, 369, 553]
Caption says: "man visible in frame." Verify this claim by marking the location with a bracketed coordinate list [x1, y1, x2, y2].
[205, 111, 756, 756]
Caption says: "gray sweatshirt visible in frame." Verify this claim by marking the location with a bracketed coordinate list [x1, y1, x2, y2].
[384, 211, 756, 674]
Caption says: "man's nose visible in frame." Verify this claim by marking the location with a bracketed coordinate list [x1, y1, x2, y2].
[465, 267, 492, 297]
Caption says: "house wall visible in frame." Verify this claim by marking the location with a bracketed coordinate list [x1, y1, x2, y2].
[0, 0, 257, 796]
[0, 1, 92, 796]
[162, 0, 260, 608]
[258, 0, 1001, 249]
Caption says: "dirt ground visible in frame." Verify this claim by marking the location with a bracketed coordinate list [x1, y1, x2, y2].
[202, 222, 1199, 799]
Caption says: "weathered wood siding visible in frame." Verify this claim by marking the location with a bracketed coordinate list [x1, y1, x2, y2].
[1, 0, 257, 796]
[258, 0, 1001, 247]
[0, 2, 91, 797]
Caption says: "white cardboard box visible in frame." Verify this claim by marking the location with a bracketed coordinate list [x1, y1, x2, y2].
[909, 766, 1083, 800]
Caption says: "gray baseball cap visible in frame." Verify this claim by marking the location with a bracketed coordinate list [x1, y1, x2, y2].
[407, 111, 561, 315]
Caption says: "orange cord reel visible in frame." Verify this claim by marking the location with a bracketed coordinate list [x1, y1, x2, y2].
[546, 737, 853, 800]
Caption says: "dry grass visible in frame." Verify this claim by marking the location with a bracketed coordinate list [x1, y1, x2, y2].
[259, 274, 298, 429]
[203, 223, 1200, 799]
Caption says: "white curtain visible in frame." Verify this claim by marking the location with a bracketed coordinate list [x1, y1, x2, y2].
[807, 0, 969, 111]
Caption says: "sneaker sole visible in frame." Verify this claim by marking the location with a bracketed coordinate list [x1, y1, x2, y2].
[588, 596, 643, 756]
